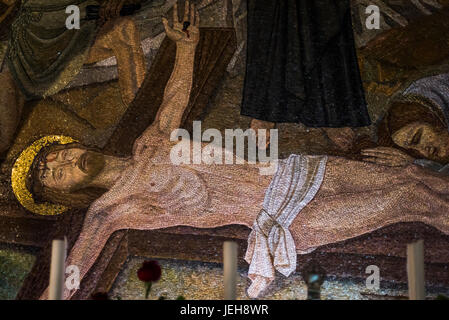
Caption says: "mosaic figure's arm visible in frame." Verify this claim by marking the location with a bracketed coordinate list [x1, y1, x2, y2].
[155, 1, 200, 135]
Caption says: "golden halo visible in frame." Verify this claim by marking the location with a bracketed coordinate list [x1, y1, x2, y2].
[11, 135, 77, 215]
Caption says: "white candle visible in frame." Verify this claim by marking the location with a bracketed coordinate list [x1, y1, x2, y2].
[223, 241, 238, 300]
[407, 240, 426, 300]
[49, 239, 67, 300]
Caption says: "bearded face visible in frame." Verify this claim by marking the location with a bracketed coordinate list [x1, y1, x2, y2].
[37, 147, 106, 192]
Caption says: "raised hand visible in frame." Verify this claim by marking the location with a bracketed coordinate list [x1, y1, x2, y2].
[162, 1, 200, 48]
[362, 147, 415, 167]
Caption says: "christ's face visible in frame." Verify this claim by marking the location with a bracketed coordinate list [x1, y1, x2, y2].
[38, 147, 105, 191]
[392, 122, 449, 163]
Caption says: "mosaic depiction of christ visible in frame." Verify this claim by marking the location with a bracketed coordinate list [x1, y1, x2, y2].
[1, 0, 449, 300]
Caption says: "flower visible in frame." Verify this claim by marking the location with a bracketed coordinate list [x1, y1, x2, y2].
[137, 260, 162, 283]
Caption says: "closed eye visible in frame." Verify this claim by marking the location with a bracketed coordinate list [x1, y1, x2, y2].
[58, 168, 64, 181]
[61, 150, 68, 160]
[52, 168, 64, 182]
[410, 128, 423, 146]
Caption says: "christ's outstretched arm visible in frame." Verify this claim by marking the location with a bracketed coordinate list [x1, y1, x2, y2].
[39, 201, 165, 300]
[155, 1, 200, 135]
[38, 210, 118, 300]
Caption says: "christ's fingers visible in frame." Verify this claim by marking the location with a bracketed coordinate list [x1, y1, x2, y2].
[162, 17, 170, 30]
[190, 3, 195, 24]
[173, 2, 179, 23]
[184, 0, 190, 21]
[195, 9, 200, 26]
[162, 17, 182, 41]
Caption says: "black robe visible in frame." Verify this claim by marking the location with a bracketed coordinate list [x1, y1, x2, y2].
[241, 0, 371, 127]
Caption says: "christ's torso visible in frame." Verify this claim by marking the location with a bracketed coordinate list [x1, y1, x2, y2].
[90, 128, 273, 229]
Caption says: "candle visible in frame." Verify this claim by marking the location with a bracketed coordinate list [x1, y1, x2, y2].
[223, 241, 238, 300]
[407, 240, 426, 300]
[49, 239, 67, 300]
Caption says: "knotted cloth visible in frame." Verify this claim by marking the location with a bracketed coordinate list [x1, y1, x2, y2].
[245, 154, 327, 298]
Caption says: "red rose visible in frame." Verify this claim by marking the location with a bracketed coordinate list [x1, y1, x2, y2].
[137, 260, 161, 282]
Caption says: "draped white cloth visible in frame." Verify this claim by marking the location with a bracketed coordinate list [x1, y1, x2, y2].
[245, 154, 328, 298]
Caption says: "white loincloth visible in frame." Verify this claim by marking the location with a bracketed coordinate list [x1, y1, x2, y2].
[244, 154, 327, 298]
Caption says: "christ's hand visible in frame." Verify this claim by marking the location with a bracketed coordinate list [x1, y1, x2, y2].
[362, 147, 415, 167]
[154, 1, 199, 134]
[162, 1, 200, 49]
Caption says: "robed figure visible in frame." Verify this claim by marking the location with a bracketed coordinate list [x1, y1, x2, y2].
[242, 0, 371, 128]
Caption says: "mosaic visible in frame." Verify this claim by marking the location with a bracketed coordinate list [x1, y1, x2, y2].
[0, 0, 448, 300]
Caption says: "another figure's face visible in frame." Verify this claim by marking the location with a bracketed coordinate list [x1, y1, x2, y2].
[392, 122, 449, 163]
[38, 147, 105, 191]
